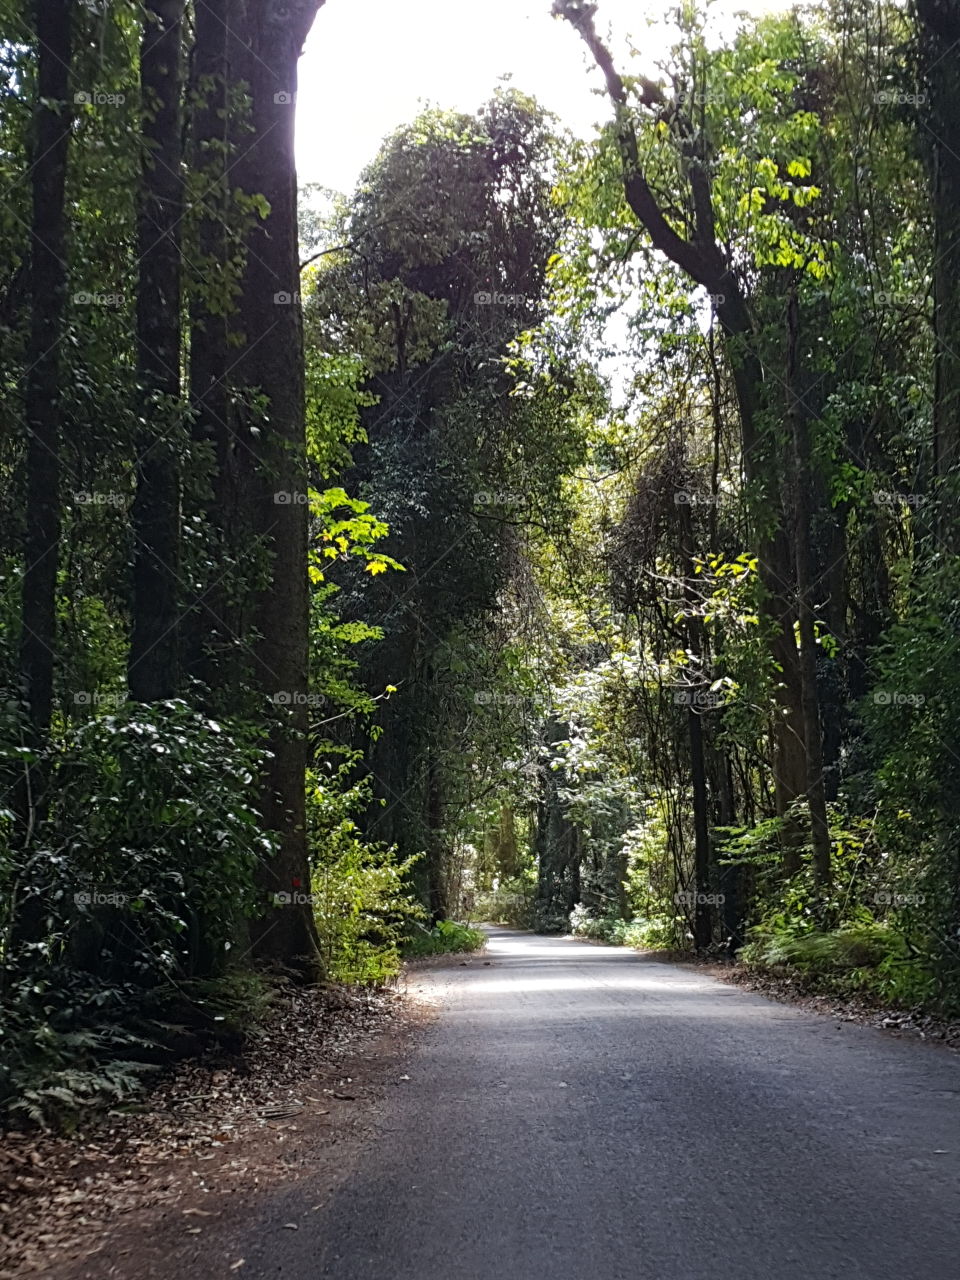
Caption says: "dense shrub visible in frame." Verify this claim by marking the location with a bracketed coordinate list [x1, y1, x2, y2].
[404, 919, 486, 957]
[308, 768, 426, 984]
[1, 702, 273, 1125]
[569, 904, 676, 951]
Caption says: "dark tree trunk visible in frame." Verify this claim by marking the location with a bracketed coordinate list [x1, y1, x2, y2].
[534, 718, 581, 931]
[687, 706, 711, 947]
[426, 753, 448, 922]
[11, 0, 73, 949]
[786, 288, 832, 888]
[184, 0, 232, 691]
[676, 497, 712, 949]
[917, 0, 960, 495]
[128, 0, 186, 702]
[230, 0, 325, 976]
[18, 0, 72, 761]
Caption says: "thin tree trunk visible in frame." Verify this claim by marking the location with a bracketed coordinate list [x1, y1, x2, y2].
[129, 0, 186, 702]
[534, 717, 581, 931]
[786, 288, 832, 887]
[677, 496, 712, 949]
[426, 752, 448, 922]
[559, 2, 809, 870]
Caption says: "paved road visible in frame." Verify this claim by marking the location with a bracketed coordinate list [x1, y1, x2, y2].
[238, 928, 960, 1279]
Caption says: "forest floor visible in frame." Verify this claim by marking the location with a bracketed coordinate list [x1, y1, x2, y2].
[0, 975, 435, 1278]
[690, 956, 960, 1049]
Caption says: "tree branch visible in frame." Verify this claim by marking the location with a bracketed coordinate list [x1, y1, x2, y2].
[553, 0, 718, 288]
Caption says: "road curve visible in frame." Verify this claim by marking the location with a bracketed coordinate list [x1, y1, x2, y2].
[237, 927, 960, 1279]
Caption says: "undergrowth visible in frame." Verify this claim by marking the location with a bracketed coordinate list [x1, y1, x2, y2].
[404, 919, 486, 957]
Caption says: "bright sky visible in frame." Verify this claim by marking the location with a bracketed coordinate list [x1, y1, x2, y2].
[296, 0, 796, 195]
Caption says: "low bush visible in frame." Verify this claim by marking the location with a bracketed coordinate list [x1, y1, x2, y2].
[404, 920, 486, 957]
[568, 905, 676, 951]
[739, 920, 902, 972]
[737, 914, 942, 1006]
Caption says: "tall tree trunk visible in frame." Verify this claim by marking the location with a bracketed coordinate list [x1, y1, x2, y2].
[426, 751, 448, 922]
[676, 496, 712, 949]
[184, 0, 242, 698]
[129, 0, 186, 702]
[230, 0, 325, 976]
[917, 0, 960, 495]
[18, 0, 72, 765]
[11, 0, 73, 952]
[534, 718, 581, 931]
[786, 288, 832, 887]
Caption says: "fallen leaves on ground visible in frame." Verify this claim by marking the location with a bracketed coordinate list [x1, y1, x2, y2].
[699, 961, 960, 1048]
[0, 982, 403, 1277]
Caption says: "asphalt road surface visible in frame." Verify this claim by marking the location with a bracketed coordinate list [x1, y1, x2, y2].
[237, 927, 960, 1279]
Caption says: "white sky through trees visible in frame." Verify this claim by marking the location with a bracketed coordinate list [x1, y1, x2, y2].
[296, 0, 797, 194]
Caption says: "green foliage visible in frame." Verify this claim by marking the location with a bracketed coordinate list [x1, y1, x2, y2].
[404, 919, 486, 957]
[0, 968, 276, 1129]
[733, 806, 948, 1008]
[737, 915, 937, 1008]
[6, 0, 960, 1127]
[0, 699, 273, 1126]
[472, 876, 537, 928]
[308, 768, 427, 984]
[2, 701, 269, 983]
[0, 986, 156, 1130]
[740, 921, 904, 972]
[569, 906, 676, 952]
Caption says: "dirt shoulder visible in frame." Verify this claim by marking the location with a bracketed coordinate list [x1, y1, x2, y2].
[0, 978, 436, 1279]
[681, 956, 960, 1050]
